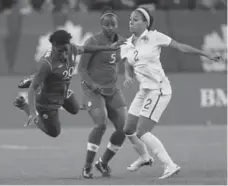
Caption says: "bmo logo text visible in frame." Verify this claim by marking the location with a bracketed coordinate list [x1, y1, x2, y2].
[200, 88, 227, 107]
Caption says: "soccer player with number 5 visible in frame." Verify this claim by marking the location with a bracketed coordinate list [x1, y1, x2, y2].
[121, 7, 222, 179]
[14, 29, 121, 138]
[78, 7, 127, 178]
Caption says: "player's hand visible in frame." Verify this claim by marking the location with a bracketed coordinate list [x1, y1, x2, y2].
[124, 76, 135, 88]
[207, 54, 223, 62]
[110, 39, 127, 50]
[25, 113, 38, 127]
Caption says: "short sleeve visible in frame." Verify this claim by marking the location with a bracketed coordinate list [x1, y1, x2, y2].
[155, 31, 172, 46]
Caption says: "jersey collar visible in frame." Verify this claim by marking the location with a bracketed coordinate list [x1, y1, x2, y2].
[128, 29, 149, 46]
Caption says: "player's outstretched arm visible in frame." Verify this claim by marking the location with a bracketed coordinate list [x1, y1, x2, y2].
[74, 38, 125, 55]
[28, 61, 51, 117]
[169, 39, 222, 62]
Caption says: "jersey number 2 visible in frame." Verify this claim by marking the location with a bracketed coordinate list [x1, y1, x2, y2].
[109, 53, 116, 64]
[134, 51, 139, 61]
[144, 99, 152, 110]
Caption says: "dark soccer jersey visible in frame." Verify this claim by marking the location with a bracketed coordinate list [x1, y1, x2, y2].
[36, 44, 77, 109]
[85, 33, 122, 87]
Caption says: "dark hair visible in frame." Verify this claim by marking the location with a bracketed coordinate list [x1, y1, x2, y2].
[49, 29, 72, 45]
[100, 6, 117, 20]
[136, 7, 154, 30]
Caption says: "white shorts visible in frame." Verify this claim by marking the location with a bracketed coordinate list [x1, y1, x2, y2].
[128, 89, 171, 122]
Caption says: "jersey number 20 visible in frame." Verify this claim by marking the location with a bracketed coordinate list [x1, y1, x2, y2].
[63, 67, 75, 80]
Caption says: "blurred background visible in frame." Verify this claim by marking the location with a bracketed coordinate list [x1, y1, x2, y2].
[0, 0, 226, 127]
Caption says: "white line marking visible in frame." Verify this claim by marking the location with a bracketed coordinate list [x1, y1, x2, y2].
[0, 144, 61, 150]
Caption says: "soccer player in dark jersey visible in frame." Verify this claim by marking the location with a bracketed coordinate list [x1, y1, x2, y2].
[78, 7, 127, 178]
[14, 29, 122, 137]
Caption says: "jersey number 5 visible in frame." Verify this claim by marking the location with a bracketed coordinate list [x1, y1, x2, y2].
[109, 53, 116, 64]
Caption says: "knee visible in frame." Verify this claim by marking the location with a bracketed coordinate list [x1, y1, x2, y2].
[94, 123, 107, 133]
[70, 107, 79, 115]
[124, 125, 136, 135]
[48, 127, 61, 138]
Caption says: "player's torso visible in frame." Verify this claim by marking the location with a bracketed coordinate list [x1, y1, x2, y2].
[87, 33, 121, 87]
[37, 47, 76, 109]
[122, 32, 169, 91]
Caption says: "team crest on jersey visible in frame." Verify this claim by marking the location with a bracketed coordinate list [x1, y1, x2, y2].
[87, 101, 92, 107]
[141, 35, 149, 43]
[42, 114, 49, 119]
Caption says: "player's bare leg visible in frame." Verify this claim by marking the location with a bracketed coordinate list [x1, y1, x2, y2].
[137, 116, 180, 179]
[124, 114, 153, 171]
[62, 90, 80, 115]
[95, 106, 126, 177]
[82, 107, 107, 179]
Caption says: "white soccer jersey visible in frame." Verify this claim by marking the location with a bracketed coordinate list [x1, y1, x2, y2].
[121, 29, 172, 95]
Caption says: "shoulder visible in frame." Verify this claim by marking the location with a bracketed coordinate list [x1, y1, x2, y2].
[85, 34, 99, 45]
[37, 58, 52, 73]
[150, 30, 169, 38]
[39, 50, 53, 71]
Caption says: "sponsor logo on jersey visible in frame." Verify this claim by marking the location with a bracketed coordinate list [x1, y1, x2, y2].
[201, 24, 227, 72]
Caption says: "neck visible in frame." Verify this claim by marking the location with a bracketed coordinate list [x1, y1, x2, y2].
[133, 28, 147, 38]
[103, 32, 116, 43]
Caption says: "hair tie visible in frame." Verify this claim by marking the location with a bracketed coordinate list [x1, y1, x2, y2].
[136, 8, 150, 27]
[100, 13, 117, 20]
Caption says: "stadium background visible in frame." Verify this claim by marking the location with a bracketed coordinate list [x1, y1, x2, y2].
[0, 0, 226, 127]
[0, 0, 227, 185]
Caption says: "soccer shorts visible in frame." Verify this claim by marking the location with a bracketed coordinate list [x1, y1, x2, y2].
[128, 89, 171, 123]
[36, 105, 61, 135]
[82, 86, 126, 111]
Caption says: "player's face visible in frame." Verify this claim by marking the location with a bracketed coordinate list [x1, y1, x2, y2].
[129, 11, 147, 34]
[101, 15, 118, 38]
[53, 44, 70, 62]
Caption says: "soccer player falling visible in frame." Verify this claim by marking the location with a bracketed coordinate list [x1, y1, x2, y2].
[121, 7, 222, 179]
[78, 7, 127, 179]
[14, 29, 122, 138]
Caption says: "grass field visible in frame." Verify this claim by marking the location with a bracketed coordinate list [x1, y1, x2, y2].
[0, 125, 227, 185]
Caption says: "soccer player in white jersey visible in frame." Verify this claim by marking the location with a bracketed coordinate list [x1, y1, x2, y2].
[121, 7, 222, 179]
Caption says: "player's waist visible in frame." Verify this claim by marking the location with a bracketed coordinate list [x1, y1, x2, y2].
[138, 77, 172, 95]
[81, 81, 118, 96]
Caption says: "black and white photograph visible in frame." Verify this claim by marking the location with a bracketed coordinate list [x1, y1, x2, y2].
[0, 0, 227, 185]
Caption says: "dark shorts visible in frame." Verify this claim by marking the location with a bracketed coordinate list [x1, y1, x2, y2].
[82, 84, 126, 111]
[35, 90, 80, 134]
[36, 105, 61, 136]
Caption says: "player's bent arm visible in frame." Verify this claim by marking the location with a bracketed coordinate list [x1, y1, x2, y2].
[124, 58, 134, 79]
[28, 61, 51, 115]
[169, 39, 213, 60]
[77, 37, 98, 90]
